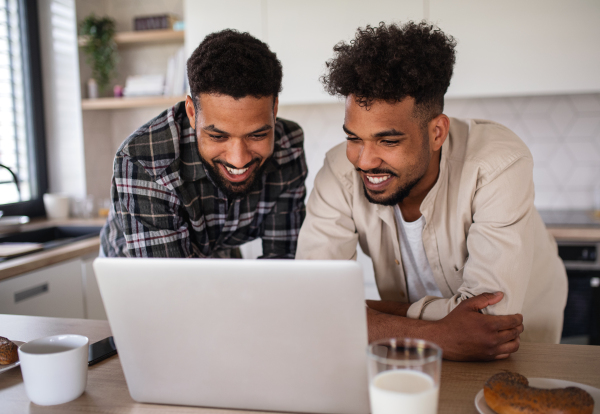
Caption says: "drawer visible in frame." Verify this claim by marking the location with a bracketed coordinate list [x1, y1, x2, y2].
[0, 259, 85, 318]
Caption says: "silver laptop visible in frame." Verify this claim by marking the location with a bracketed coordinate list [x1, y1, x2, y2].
[93, 258, 370, 414]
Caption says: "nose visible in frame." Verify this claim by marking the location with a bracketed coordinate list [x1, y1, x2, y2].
[226, 138, 253, 168]
[355, 142, 382, 172]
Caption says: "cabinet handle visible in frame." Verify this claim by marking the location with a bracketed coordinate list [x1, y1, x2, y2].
[14, 283, 49, 303]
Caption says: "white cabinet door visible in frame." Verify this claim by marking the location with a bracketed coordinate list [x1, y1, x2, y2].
[267, 0, 423, 105]
[0, 259, 85, 318]
[430, 0, 600, 97]
[184, 0, 423, 105]
[184, 0, 265, 68]
[81, 254, 107, 320]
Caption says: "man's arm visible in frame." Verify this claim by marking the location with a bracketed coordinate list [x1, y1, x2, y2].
[407, 157, 537, 320]
[296, 157, 359, 260]
[368, 292, 523, 361]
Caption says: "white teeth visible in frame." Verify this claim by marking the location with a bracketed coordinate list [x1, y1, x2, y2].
[225, 166, 249, 175]
[366, 175, 391, 184]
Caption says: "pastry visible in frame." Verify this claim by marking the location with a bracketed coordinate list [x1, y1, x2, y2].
[483, 372, 594, 414]
[0, 336, 18, 365]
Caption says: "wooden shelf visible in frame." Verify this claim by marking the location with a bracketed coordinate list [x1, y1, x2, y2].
[81, 95, 187, 110]
[78, 29, 184, 47]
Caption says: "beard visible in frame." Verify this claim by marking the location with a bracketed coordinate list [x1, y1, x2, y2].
[199, 153, 270, 198]
[361, 170, 423, 206]
[359, 137, 432, 206]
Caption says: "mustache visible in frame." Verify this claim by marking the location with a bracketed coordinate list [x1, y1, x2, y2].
[214, 158, 261, 170]
[355, 167, 397, 177]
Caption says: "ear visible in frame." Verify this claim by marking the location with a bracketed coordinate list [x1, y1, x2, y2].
[429, 114, 450, 152]
[185, 95, 196, 129]
[273, 96, 279, 120]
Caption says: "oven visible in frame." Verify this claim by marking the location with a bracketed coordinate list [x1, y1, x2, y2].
[558, 241, 600, 345]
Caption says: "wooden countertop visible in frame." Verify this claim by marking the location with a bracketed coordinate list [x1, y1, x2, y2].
[1, 314, 599, 413]
[547, 226, 600, 242]
[0, 216, 598, 283]
[0, 219, 105, 282]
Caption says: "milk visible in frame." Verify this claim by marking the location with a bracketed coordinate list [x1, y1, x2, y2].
[369, 370, 439, 414]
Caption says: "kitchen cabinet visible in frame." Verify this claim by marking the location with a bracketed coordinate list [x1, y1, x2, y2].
[185, 0, 600, 103]
[0, 259, 85, 318]
[266, 0, 422, 104]
[429, 0, 600, 98]
[82, 253, 107, 320]
[185, 0, 422, 105]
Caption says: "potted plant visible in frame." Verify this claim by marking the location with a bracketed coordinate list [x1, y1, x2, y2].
[79, 14, 118, 96]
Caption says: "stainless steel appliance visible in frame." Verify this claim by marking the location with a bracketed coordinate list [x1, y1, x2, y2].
[558, 241, 600, 345]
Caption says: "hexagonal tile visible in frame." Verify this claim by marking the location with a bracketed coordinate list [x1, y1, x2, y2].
[533, 166, 560, 189]
[564, 141, 600, 164]
[521, 96, 557, 116]
[508, 96, 530, 113]
[566, 115, 600, 139]
[551, 194, 574, 210]
[565, 166, 600, 189]
[549, 98, 575, 135]
[461, 100, 488, 119]
[528, 142, 558, 166]
[548, 148, 575, 186]
[487, 114, 519, 130]
[481, 97, 518, 116]
[562, 190, 594, 209]
[569, 94, 600, 113]
[533, 189, 557, 210]
[521, 116, 561, 142]
[510, 120, 534, 143]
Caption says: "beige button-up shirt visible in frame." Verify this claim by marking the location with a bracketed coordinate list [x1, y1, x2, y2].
[297, 118, 567, 343]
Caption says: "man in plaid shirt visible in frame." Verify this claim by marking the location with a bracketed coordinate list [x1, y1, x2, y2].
[100, 30, 307, 259]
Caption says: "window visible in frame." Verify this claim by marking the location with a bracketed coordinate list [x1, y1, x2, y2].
[0, 0, 46, 216]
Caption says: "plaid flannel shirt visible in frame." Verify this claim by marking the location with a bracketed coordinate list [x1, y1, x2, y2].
[99, 101, 307, 259]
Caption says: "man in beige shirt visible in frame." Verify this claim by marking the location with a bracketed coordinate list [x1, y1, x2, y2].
[297, 22, 567, 360]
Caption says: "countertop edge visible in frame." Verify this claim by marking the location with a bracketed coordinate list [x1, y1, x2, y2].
[0, 224, 598, 282]
[547, 227, 600, 242]
[0, 237, 100, 281]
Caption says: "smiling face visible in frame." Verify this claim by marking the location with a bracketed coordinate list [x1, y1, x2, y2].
[344, 96, 447, 207]
[185, 93, 278, 197]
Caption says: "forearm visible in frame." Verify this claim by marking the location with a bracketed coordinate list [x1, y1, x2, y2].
[366, 307, 437, 343]
[367, 292, 525, 361]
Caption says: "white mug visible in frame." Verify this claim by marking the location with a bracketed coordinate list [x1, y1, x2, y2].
[43, 193, 70, 220]
[18, 334, 89, 405]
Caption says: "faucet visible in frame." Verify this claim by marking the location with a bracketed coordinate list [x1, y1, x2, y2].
[0, 163, 21, 202]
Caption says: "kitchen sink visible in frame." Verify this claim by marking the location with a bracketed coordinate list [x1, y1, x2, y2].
[0, 226, 102, 262]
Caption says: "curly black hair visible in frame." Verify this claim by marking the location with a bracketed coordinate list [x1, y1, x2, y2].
[187, 29, 282, 106]
[321, 21, 456, 125]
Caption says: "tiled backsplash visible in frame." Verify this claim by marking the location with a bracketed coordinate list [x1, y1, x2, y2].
[278, 93, 600, 211]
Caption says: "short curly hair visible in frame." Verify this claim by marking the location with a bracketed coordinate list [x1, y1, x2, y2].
[187, 29, 282, 106]
[322, 21, 456, 126]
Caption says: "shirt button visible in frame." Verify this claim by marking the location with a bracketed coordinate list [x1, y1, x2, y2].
[400, 292, 405, 298]
[395, 260, 399, 265]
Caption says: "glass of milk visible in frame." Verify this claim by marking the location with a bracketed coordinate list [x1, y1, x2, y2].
[367, 338, 442, 414]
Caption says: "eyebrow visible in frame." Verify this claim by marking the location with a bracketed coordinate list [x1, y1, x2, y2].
[342, 125, 405, 138]
[203, 124, 272, 135]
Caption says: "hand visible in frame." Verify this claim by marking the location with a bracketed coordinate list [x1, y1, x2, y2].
[366, 300, 410, 317]
[431, 292, 524, 361]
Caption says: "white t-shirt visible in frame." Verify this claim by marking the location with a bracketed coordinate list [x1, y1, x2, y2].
[393, 205, 442, 304]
